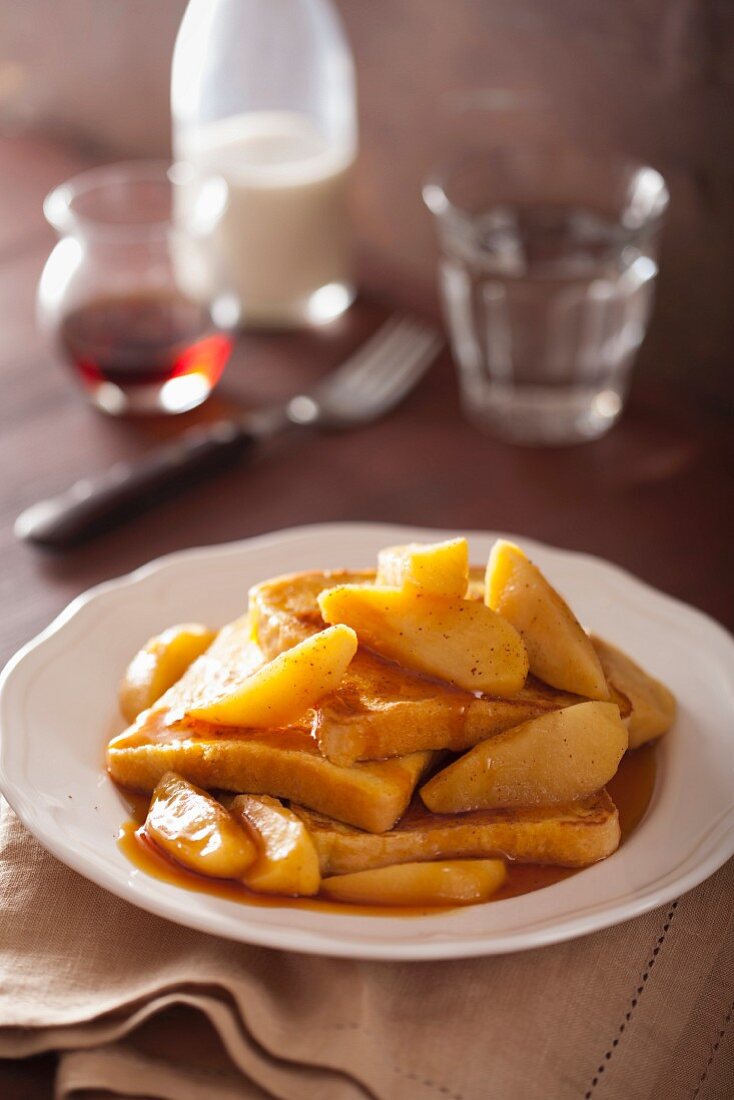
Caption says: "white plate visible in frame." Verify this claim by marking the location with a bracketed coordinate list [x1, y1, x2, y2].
[1, 524, 733, 959]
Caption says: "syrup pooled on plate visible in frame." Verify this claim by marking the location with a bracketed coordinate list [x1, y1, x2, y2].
[115, 743, 657, 916]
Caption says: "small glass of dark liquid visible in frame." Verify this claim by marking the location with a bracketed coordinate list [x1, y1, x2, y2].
[38, 162, 235, 415]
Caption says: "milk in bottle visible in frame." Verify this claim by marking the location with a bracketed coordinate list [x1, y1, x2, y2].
[171, 0, 357, 327]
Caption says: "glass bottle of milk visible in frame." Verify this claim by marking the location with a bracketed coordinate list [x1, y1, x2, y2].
[171, 0, 357, 328]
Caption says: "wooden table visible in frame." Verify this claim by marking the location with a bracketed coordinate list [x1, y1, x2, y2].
[0, 134, 732, 1097]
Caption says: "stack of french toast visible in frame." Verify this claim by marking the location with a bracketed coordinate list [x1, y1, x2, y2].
[107, 538, 676, 908]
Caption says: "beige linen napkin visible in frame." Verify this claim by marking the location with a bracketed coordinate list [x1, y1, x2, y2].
[1, 796, 733, 1100]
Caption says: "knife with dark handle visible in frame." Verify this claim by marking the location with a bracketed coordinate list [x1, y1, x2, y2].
[14, 420, 259, 549]
[15, 315, 442, 550]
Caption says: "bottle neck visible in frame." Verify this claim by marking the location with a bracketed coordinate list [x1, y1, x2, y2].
[171, 0, 357, 155]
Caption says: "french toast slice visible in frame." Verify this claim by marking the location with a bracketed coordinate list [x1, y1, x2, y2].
[250, 570, 626, 764]
[314, 663, 582, 766]
[107, 615, 436, 834]
[295, 790, 621, 875]
[108, 732, 434, 834]
[250, 570, 371, 655]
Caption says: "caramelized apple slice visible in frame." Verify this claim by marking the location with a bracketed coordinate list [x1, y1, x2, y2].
[421, 701, 628, 813]
[145, 772, 256, 878]
[187, 624, 358, 727]
[119, 623, 216, 722]
[232, 794, 320, 896]
[318, 585, 527, 695]
[485, 540, 609, 700]
[321, 859, 507, 907]
[377, 538, 469, 598]
[592, 636, 676, 748]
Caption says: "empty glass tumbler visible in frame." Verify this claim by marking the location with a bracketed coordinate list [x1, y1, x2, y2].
[424, 150, 669, 444]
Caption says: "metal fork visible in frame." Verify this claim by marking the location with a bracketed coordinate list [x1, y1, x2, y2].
[16, 315, 442, 548]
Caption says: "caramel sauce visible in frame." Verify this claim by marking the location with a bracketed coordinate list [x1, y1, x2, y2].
[115, 742, 657, 916]
[607, 741, 658, 842]
[117, 822, 451, 918]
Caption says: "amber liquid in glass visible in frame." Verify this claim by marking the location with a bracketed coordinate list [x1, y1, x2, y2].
[59, 292, 233, 412]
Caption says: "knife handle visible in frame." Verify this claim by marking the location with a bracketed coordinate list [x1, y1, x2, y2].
[15, 421, 254, 549]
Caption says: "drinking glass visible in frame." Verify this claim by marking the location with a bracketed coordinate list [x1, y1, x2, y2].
[38, 162, 235, 416]
[424, 149, 669, 444]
